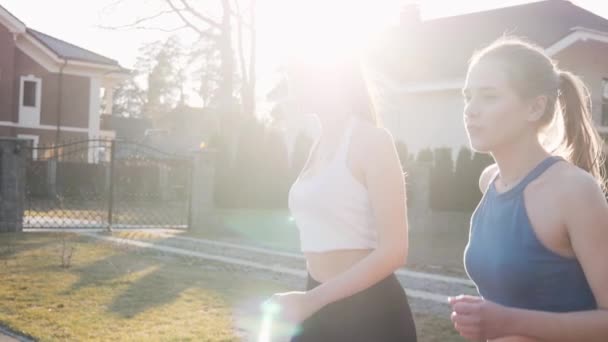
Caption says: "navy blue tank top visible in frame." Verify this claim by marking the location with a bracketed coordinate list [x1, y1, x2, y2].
[464, 156, 596, 312]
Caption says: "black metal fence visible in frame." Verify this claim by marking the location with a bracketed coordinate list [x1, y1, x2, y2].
[23, 139, 193, 229]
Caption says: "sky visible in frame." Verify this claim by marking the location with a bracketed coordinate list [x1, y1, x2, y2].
[3, 0, 608, 110]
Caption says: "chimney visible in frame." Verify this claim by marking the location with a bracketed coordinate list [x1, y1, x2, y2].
[400, 3, 421, 27]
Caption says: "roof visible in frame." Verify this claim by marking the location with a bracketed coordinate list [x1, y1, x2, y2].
[0, 4, 24, 29]
[27, 28, 120, 67]
[376, 0, 608, 83]
[0, 4, 123, 68]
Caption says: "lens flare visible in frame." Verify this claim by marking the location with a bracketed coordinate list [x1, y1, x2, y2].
[258, 300, 281, 342]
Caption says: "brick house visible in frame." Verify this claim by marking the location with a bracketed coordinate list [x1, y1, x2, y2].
[0, 5, 128, 160]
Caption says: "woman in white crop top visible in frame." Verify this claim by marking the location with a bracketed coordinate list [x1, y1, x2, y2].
[266, 55, 417, 341]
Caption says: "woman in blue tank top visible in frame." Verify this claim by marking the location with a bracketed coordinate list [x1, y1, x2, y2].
[449, 37, 608, 341]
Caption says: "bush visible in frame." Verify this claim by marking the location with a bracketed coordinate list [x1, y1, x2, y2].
[258, 129, 291, 208]
[233, 118, 266, 208]
[395, 141, 410, 171]
[429, 147, 455, 211]
[213, 118, 294, 209]
[213, 134, 240, 208]
[453, 147, 475, 211]
[421, 146, 495, 212]
[417, 148, 433, 163]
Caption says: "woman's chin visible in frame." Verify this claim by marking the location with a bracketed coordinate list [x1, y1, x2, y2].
[468, 138, 492, 153]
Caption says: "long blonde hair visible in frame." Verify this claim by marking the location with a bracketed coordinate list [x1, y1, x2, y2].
[287, 55, 381, 127]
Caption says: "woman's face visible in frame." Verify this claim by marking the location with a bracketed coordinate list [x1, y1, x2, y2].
[462, 60, 536, 153]
[286, 61, 350, 117]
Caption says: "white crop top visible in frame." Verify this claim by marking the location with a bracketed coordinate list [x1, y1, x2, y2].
[288, 117, 378, 253]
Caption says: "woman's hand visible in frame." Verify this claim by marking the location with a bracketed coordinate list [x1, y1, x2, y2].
[265, 291, 324, 324]
[449, 295, 514, 341]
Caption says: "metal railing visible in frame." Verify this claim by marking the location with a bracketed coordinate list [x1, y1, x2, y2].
[23, 139, 193, 230]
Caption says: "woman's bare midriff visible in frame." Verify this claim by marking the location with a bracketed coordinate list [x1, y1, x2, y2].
[304, 249, 373, 283]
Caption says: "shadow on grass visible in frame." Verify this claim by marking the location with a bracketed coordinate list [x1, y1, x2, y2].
[0, 231, 221, 320]
[66, 248, 152, 292]
[61, 210, 297, 318]
[0, 233, 58, 260]
[106, 259, 199, 318]
[65, 233, 234, 319]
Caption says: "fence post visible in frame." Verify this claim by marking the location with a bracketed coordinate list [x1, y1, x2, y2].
[0, 138, 28, 233]
[47, 158, 57, 198]
[107, 140, 115, 231]
[189, 148, 217, 230]
[159, 164, 169, 201]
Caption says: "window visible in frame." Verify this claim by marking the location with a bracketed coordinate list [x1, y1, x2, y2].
[23, 80, 37, 107]
[19, 75, 41, 126]
[99, 87, 107, 115]
[602, 79, 608, 126]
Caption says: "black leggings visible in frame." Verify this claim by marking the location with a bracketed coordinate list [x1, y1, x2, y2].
[291, 273, 417, 342]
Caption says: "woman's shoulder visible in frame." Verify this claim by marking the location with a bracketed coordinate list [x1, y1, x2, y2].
[352, 120, 394, 149]
[544, 159, 608, 238]
[349, 121, 398, 166]
[546, 160, 604, 199]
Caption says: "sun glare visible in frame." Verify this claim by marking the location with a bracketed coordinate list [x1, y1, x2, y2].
[259, 0, 390, 65]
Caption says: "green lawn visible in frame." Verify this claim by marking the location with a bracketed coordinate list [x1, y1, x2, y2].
[0, 232, 283, 341]
[0, 232, 462, 341]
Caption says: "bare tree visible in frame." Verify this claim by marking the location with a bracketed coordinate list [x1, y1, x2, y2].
[167, 0, 257, 117]
[102, 0, 246, 114]
[163, 0, 235, 111]
[233, 0, 256, 116]
[162, 0, 258, 164]
[102, 0, 259, 162]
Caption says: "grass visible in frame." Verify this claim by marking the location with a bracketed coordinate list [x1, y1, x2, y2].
[415, 314, 463, 342]
[0, 232, 463, 341]
[0, 232, 280, 341]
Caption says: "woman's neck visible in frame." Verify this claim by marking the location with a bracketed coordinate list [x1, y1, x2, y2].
[491, 135, 550, 189]
[316, 110, 352, 142]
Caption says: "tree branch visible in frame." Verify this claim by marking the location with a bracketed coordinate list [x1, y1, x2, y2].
[178, 0, 222, 29]
[98, 24, 190, 33]
[98, 9, 178, 30]
[233, 0, 248, 85]
[164, 0, 209, 36]
[249, 0, 256, 114]
[229, 5, 252, 28]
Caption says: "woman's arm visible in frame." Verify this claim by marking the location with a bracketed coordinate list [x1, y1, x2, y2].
[507, 175, 608, 341]
[306, 127, 409, 308]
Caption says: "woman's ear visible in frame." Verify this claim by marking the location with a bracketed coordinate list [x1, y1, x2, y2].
[527, 95, 548, 123]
